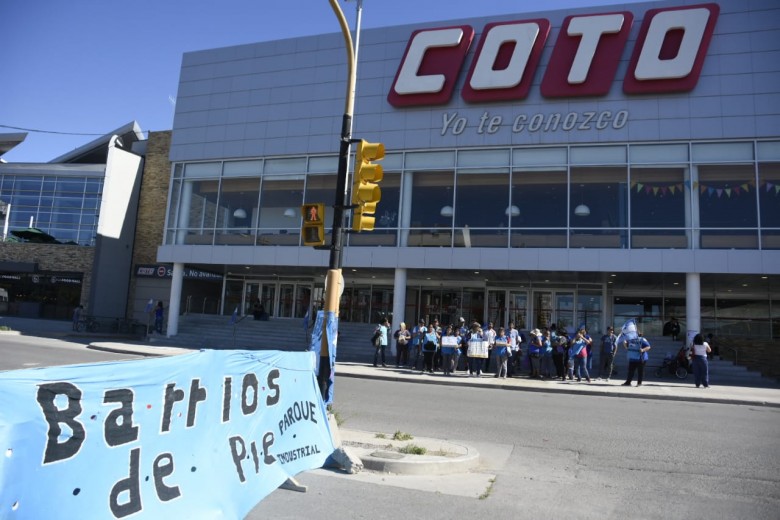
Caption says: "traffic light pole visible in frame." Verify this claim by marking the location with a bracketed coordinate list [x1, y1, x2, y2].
[320, 0, 362, 398]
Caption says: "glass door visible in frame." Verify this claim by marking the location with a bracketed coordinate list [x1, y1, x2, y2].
[295, 285, 312, 318]
[533, 291, 553, 329]
[508, 291, 528, 330]
[487, 289, 506, 327]
[555, 292, 575, 332]
[279, 284, 295, 318]
[244, 283, 260, 316]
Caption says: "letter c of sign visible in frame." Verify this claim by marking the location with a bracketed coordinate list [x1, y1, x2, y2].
[388, 25, 475, 107]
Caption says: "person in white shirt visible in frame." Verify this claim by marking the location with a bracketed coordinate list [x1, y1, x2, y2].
[690, 333, 712, 388]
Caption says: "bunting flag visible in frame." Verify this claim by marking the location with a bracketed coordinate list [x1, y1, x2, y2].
[632, 178, 780, 198]
[631, 178, 780, 198]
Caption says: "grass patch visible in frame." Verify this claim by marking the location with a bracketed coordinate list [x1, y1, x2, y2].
[375, 433, 386, 439]
[479, 478, 496, 500]
[398, 444, 426, 455]
[0, 326, 11, 331]
[392, 430, 413, 441]
[327, 406, 345, 427]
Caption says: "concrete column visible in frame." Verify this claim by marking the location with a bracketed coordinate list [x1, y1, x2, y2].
[399, 173, 413, 247]
[176, 181, 193, 245]
[391, 268, 408, 356]
[167, 262, 185, 337]
[686, 272, 701, 343]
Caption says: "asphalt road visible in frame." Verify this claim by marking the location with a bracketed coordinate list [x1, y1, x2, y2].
[0, 334, 138, 371]
[248, 377, 780, 520]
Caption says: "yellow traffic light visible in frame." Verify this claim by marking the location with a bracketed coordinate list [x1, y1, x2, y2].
[352, 139, 385, 232]
[301, 203, 325, 246]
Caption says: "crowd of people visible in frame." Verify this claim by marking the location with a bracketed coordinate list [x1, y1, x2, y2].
[371, 317, 716, 388]
[370, 318, 648, 384]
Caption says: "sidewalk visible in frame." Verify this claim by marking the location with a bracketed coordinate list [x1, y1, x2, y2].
[88, 341, 780, 408]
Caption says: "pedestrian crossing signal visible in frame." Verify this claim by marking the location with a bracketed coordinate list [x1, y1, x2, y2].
[301, 203, 325, 246]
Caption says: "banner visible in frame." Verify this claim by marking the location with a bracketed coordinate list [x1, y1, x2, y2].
[467, 339, 489, 358]
[308, 310, 337, 406]
[616, 319, 638, 346]
[0, 350, 334, 519]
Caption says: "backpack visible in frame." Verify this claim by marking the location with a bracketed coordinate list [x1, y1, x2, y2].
[371, 330, 381, 346]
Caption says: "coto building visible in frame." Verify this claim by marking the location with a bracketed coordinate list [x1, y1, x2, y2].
[158, 0, 780, 340]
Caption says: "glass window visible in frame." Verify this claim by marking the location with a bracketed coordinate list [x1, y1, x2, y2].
[692, 142, 753, 162]
[257, 175, 304, 242]
[349, 171, 400, 247]
[630, 168, 687, 227]
[405, 151, 455, 169]
[510, 168, 567, 247]
[715, 298, 770, 337]
[223, 160, 262, 178]
[630, 166, 689, 248]
[184, 162, 221, 178]
[759, 163, 780, 227]
[409, 170, 454, 228]
[570, 145, 626, 165]
[15, 177, 43, 193]
[570, 167, 627, 229]
[454, 169, 509, 228]
[85, 179, 102, 194]
[759, 162, 780, 249]
[55, 180, 86, 195]
[215, 177, 261, 238]
[512, 147, 567, 167]
[457, 149, 509, 168]
[697, 165, 757, 227]
[408, 170, 454, 247]
[630, 144, 688, 163]
[180, 179, 220, 233]
[307, 156, 337, 173]
[53, 197, 84, 211]
[264, 158, 307, 175]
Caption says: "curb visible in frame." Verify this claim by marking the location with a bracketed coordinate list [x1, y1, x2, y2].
[335, 369, 780, 409]
[340, 429, 480, 476]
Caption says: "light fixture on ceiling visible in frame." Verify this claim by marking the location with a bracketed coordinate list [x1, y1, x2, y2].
[574, 184, 590, 217]
[505, 205, 520, 217]
[233, 208, 247, 219]
[283, 208, 297, 218]
[440, 205, 454, 217]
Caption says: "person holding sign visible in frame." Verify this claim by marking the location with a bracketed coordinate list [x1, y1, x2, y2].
[493, 326, 511, 379]
[466, 321, 487, 377]
[440, 325, 460, 376]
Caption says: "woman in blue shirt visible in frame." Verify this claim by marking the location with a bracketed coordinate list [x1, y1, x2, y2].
[493, 327, 511, 378]
[570, 330, 591, 383]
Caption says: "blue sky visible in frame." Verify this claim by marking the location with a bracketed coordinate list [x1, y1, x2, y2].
[1, 0, 647, 162]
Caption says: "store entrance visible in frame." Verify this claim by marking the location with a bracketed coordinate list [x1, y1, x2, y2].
[226, 280, 314, 319]
[532, 290, 576, 332]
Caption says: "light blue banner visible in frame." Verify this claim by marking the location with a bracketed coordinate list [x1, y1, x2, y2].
[0, 349, 334, 519]
[308, 311, 338, 405]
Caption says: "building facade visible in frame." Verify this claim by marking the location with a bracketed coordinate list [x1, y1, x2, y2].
[160, 0, 780, 339]
[0, 123, 145, 319]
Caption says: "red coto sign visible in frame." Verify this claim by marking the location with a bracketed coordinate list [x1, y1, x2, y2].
[388, 3, 719, 107]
